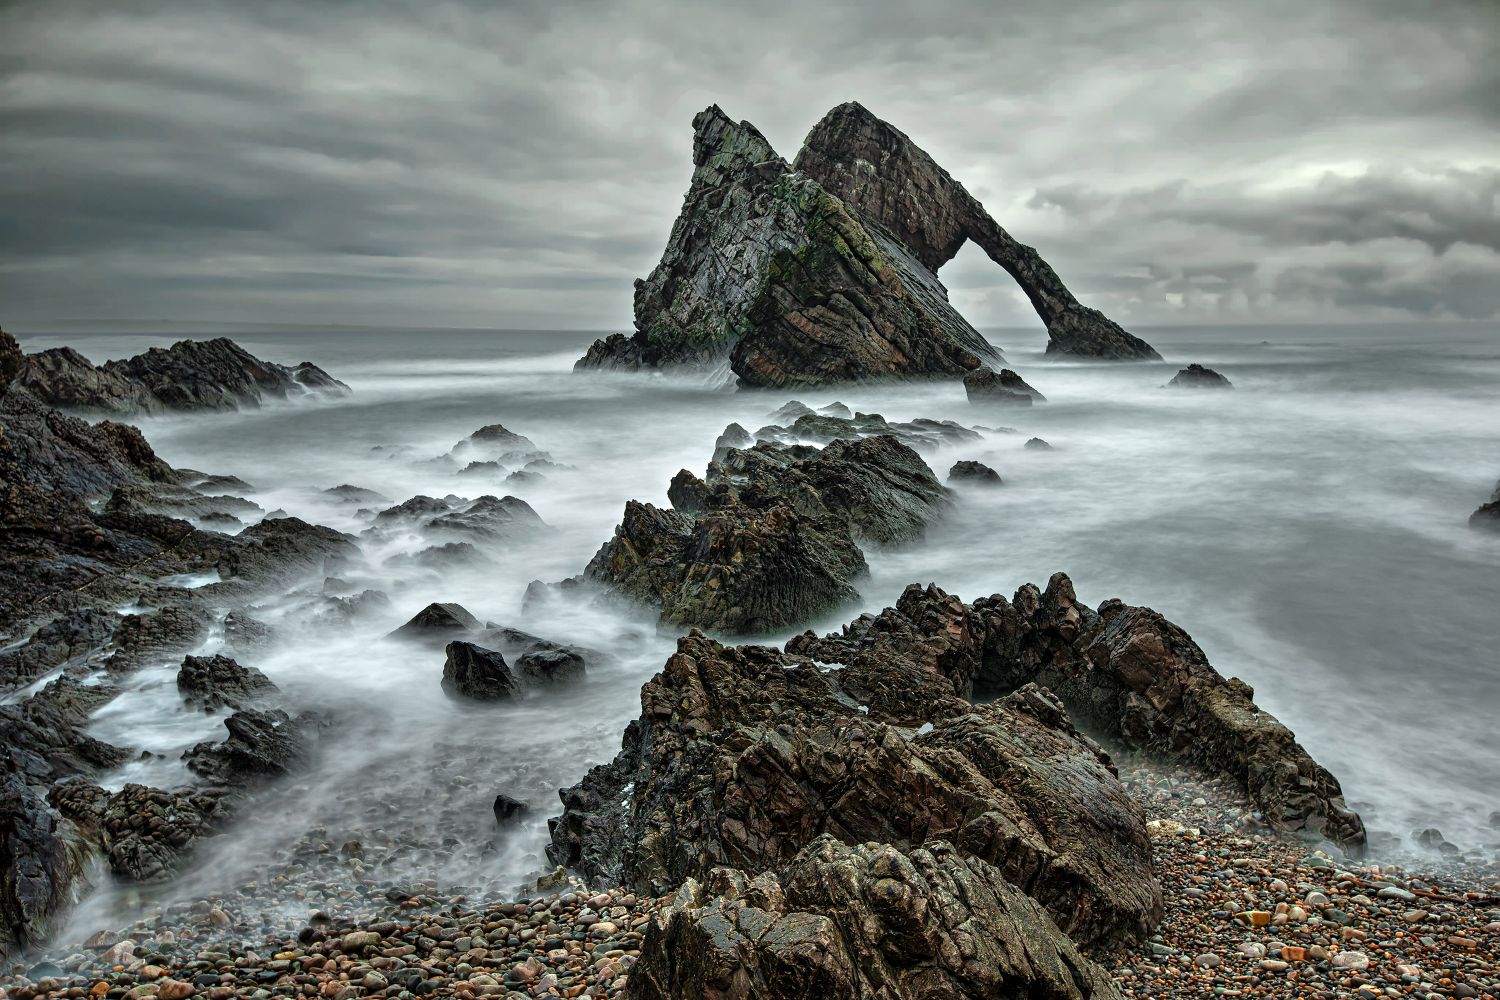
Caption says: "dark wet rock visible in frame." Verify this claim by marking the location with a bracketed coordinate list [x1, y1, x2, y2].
[443, 628, 588, 701]
[1468, 480, 1500, 531]
[576, 105, 1002, 385]
[12, 337, 349, 415]
[1167, 363, 1233, 389]
[548, 623, 1159, 953]
[77, 781, 233, 884]
[373, 495, 452, 524]
[0, 677, 130, 785]
[221, 610, 274, 654]
[208, 516, 357, 588]
[323, 484, 390, 504]
[949, 459, 1002, 484]
[819, 401, 852, 418]
[442, 641, 521, 701]
[183, 709, 319, 786]
[176, 653, 277, 712]
[1025, 437, 1054, 450]
[754, 409, 981, 453]
[0, 608, 116, 692]
[389, 602, 481, 641]
[0, 772, 94, 962]
[629, 836, 1122, 1000]
[588, 435, 946, 633]
[0, 328, 23, 390]
[786, 575, 1365, 849]
[965, 366, 1046, 404]
[427, 495, 544, 539]
[796, 102, 1159, 362]
[492, 794, 529, 827]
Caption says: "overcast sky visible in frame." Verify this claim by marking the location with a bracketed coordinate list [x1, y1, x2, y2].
[2, 0, 1496, 332]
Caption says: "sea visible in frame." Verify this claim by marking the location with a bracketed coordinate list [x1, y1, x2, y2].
[10, 320, 1500, 941]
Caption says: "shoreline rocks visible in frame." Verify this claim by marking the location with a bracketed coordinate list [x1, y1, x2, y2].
[1470, 479, 1500, 531]
[964, 365, 1046, 404]
[7, 336, 348, 416]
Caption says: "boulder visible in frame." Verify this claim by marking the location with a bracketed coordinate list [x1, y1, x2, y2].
[948, 460, 1002, 485]
[442, 641, 522, 701]
[1167, 363, 1233, 388]
[628, 836, 1122, 1000]
[176, 653, 278, 711]
[965, 366, 1046, 404]
[388, 602, 482, 640]
[87, 782, 232, 883]
[548, 627, 1160, 953]
[493, 794, 530, 827]
[183, 709, 319, 785]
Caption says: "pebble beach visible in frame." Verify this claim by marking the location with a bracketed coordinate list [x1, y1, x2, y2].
[4, 758, 1494, 1000]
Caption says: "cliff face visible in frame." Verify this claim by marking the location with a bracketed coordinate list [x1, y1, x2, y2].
[795, 102, 1160, 361]
[577, 102, 1157, 383]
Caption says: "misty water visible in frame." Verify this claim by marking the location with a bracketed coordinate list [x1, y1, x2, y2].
[19, 322, 1500, 947]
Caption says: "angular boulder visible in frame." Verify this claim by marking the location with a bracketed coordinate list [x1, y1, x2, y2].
[949, 460, 1002, 484]
[183, 709, 318, 785]
[965, 366, 1046, 404]
[628, 836, 1123, 1000]
[176, 653, 278, 711]
[442, 641, 522, 701]
[389, 602, 482, 640]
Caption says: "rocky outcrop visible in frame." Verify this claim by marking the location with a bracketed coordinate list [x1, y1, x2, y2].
[1468, 480, 1500, 531]
[548, 625, 1160, 954]
[949, 460, 1002, 484]
[628, 836, 1122, 1000]
[176, 653, 277, 712]
[1166, 363, 1232, 388]
[441, 638, 587, 701]
[795, 574, 1365, 849]
[1, 773, 94, 961]
[586, 435, 947, 632]
[9, 337, 349, 415]
[964, 366, 1046, 404]
[389, 602, 482, 641]
[797, 103, 1160, 362]
[576, 103, 1154, 382]
[576, 106, 1002, 385]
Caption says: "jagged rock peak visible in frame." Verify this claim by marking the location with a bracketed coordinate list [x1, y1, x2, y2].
[690, 105, 782, 176]
[797, 101, 1161, 362]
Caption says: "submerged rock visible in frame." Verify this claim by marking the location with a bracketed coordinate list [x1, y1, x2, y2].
[965, 365, 1046, 404]
[629, 836, 1122, 1000]
[1469, 480, 1500, 531]
[1167, 363, 1233, 389]
[949, 459, 1002, 484]
[9, 337, 348, 415]
[389, 602, 482, 640]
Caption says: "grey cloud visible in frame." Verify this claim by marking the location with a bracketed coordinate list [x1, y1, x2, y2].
[0, 0, 1496, 329]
